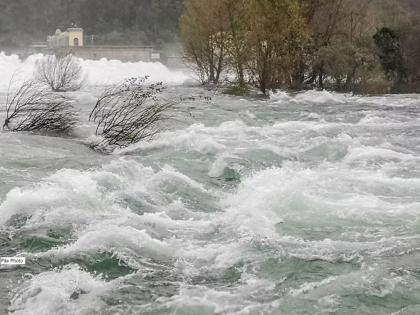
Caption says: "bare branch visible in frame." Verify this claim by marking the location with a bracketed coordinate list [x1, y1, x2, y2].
[3, 80, 77, 134]
[89, 77, 174, 152]
[35, 54, 84, 92]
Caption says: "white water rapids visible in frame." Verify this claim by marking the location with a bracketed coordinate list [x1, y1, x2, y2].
[0, 53, 420, 315]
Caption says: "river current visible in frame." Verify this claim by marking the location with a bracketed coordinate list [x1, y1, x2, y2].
[1, 56, 420, 315]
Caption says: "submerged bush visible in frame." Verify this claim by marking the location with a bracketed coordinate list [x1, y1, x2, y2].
[3, 80, 77, 133]
[223, 84, 252, 96]
[89, 77, 173, 152]
[35, 54, 84, 92]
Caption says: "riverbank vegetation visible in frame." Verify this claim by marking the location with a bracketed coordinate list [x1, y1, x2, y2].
[181, 0, 420, 94]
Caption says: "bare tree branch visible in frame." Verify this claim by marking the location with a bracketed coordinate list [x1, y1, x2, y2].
[35, 54, 84, 92]
[89, 77, 174, 152]
[3, 80, 77, 134]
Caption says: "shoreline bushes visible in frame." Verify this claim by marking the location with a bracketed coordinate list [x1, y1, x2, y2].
[181, 0, 420, 94]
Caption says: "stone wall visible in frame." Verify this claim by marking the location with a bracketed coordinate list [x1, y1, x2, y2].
[8, 45, 186, 66]
[51, 46, 155, 62]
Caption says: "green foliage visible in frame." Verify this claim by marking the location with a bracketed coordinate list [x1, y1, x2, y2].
[181, 0, 231, 84]
[373, 28, 406, 82]
[318, 40, 386, 93]
[372, 0, 420, 92]
[181, 0, 420, 94]
[223, 84, 252, 96]
[181, 0, 309, 92]
[246, 0, 309, 93]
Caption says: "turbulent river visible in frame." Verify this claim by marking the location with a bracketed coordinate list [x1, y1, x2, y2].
[1, 55, 420, 315]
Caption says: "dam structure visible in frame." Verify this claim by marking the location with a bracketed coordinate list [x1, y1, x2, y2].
[38, 27, 161, 63]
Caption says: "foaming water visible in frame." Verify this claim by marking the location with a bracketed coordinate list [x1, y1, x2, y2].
[1, 85, 420, 314]
[9, 265, 116, 315]
[0, 52, 191, 90]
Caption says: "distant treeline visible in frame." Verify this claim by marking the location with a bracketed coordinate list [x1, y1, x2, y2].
[181, 0, 420, 94]
[0, 0, 183, 48]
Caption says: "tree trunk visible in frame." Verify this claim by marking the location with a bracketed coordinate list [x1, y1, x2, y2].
[318, 71, 324, 89]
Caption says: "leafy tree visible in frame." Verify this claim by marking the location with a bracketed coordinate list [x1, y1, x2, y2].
[245, 0, 308, 93]
[302, 0, 381, 89]
[181, 0, 230, 84]
[373, 27, 406, 85]
[373, 0, 420, 92]
[223, 0, 250, 86]
[181, 0, 308, 92]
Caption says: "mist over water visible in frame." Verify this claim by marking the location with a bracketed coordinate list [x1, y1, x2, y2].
[0, 52, 190, 89]
[1, 54, 420, 315]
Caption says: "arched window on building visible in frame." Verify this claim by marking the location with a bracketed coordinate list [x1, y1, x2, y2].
[73, 38, 79, 47]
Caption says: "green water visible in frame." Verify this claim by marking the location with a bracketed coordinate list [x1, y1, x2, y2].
[1, 88, 420, 314]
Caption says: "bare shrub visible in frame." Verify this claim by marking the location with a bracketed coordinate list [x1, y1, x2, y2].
[3, 80, 77, 133]
[89, 77, 173, 152]
[35, 54, 84, 92]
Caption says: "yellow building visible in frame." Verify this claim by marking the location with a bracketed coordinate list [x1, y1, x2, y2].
[67, 28, 83, 47]
[44, 26, 158, 62]
[48, 28, 83, 48]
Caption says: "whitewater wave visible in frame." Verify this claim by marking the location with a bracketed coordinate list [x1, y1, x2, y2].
[271, 90, 348, 105]
[271, 89, 420, 107]
[0, 52, 191, 91]
[1, 77, 420, 314]
[0, 158, 212, 228]
[9, 265, 116, 315]
[2, 146, 419, 314]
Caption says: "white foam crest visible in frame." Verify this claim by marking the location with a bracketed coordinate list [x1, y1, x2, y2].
[220, 168, 287, 238]
[0, 53, 43, 90]
[9, 265, 115, 315]
[42, 210, 243, 272]
[0, 168, 125, 227]
[0, 158, 213, 229]
[124, 211, 216, 238]
[119, 119, 310, 156]
[270, 90, 420, 107]
[354, 94, 420, 107]
[158, 277, 276, 315]
[270, 90, 291, 103]
[117, 123, 229, 155]
[120, 118, 352, 158]
[208, 155, 229, 178]
[217, 159, 420, 245]
[0, 52, 190, 91]
[358, 114, 407, 126]
[344, 146, 420, 164]
[292, 90, 348, 104]
[270, 90, 348, 104]
[289, 276, 337, 296]
[44, 224, 175, 263]
[82, 58, 190, 85]
[151, 164, 209, 193]
[176, 239, 252, 271]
